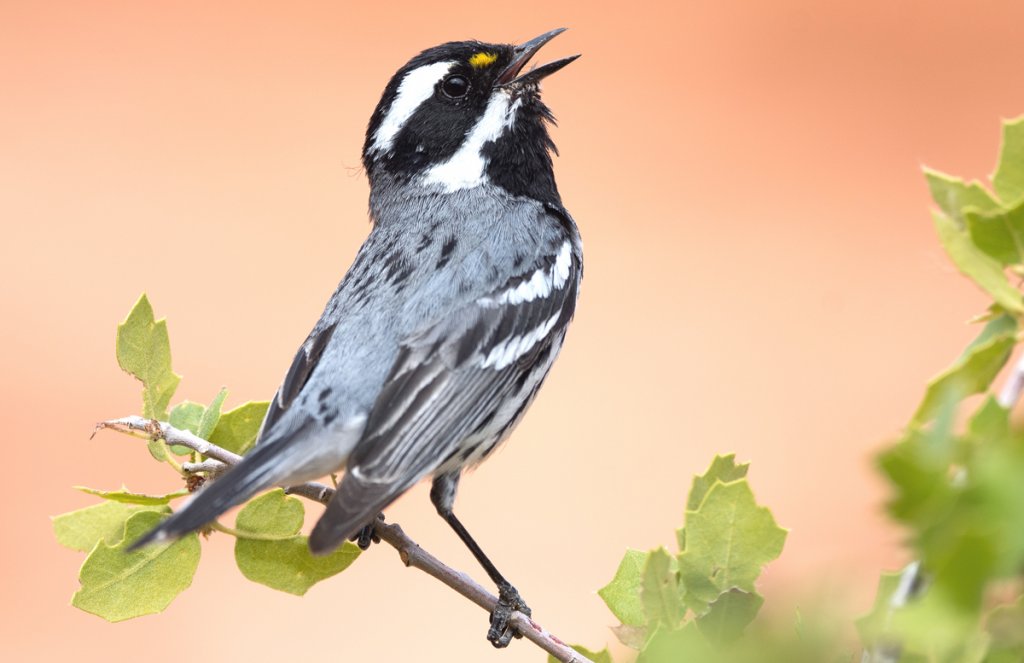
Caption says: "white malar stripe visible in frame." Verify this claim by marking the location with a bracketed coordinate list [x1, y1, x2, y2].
[423, 94, 521, 191]
[371, 61, 454, 155]
[480, 313, 562, 370]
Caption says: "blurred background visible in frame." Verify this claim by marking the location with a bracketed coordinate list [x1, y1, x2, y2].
[4, 0, 1024, 660]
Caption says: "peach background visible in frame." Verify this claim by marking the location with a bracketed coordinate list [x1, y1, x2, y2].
[5, 0, 1024, 660]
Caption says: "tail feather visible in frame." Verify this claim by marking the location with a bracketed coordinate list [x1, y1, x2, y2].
[307, 472, 408, 555]
[128, 441, 287, 550]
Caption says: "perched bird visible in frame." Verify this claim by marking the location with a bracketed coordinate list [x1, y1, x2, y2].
[132, 28, 582, 647]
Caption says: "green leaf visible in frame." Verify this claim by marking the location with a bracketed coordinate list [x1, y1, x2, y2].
[116, 294, 181, 421]
[52, 501, 169, 553]
[925, 168, 1000, 226]
[687, 454, 749, 511]
[598, 549, 649, 627]
[855, 569, 903, 647]
[695, 588, 763, 644]
[933, 210, 1024, 314]
[677, 480, 787, 614]
[641, 547, 683, 628]
[912, 313, 1017, 424]
[877, 427, 956, 527]
[994, 116, 1024, 206]
[235, 488, 304, 535]
[890, 535, 996, 659]
[233, 490, 360, 596]
[210, 401, 270, 455]
[169, 401, 204, 434]
[636, 622, 710, 663]
[968, 396, 1010, 441]
[72, 510, 200, 621]
[168, 400, 205, 455]
[966, 201, 1024, 266]
[75, 485, 188, 505]
[147, 438, 170, 462]
[197, 387, 228, 439]
[547, 645, 614, 663]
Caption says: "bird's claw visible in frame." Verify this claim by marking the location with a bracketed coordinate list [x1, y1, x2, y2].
[487, 583, 531, 648]
[349, 513, 384, 551]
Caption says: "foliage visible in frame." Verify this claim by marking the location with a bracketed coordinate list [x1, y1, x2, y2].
[53, 297, 360, 622]
[564, 117, 1024, 661]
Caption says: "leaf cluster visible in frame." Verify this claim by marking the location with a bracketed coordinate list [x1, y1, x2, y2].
[554, 456, 788, 662]
[53, 295, 359, 621]
[859, 117, 1024, 663]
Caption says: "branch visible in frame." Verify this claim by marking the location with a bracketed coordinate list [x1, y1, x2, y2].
[998, 353, 1024, 409]
[95, 416, 592, 663]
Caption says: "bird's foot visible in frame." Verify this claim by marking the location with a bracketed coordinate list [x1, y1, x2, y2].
[487, 582, 531, 648]
[349, 513, 385, 551]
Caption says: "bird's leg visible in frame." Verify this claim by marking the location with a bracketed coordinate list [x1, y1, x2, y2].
[349, 512, 385, 551]
[430, 474, 530, 648]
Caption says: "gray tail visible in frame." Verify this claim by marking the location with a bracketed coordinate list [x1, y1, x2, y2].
[128, 441, 286, 550]
[307, 473, 409, 555]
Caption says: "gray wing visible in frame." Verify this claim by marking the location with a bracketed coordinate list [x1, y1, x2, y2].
[308, 240, 579, 553]
[257, 322, 336, 441]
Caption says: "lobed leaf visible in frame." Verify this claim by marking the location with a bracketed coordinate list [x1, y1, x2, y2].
[53, 501, 169, 553]
[925, 168, 1000, 226]
[116, 294, 181, 420]
[72, 510, 200, 621]
[598, 549, 649, 627]
[933, 211, 1024, 315]
[210, 401, 270, 455]
[636, 623, 710, 663]
[994, 116, 1024, 207]
[233, 490, 360, 596]
[677, 480, 786, 614]
[641, 547, 683, 628]
[695, 588, 764, 644]
[854, 570, 903, 648]
[911, 313, 1017, 424]
[687, 454, 749, 511]
[966, 201, 1024, 266]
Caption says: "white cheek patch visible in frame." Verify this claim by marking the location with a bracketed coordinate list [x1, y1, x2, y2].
[371, 61, 454, 155]
[423, 94, 522, 191]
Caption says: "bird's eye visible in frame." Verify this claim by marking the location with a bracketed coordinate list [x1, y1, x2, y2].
[441, 75, 470, 99]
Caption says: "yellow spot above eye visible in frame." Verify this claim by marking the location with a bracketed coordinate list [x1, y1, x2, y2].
[469, 52, 498, 68]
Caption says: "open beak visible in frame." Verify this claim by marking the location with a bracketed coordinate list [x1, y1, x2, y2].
[495, 28, 580, 88]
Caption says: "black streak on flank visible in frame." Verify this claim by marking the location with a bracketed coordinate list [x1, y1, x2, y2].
[384, 251, 404, 281]
[391, 265, 413, 290]
[417, 233, 432, 252]
[436, 237, 457, 270]
[319, 387, 333, 402]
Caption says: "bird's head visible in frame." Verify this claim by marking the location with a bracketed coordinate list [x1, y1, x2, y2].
[363, 28, 578, 203]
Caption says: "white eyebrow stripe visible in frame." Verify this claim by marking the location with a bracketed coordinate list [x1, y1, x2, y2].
[371, 61, 454, 154]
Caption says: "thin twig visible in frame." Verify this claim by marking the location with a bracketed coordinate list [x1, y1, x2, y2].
[96, 416, 591, 663]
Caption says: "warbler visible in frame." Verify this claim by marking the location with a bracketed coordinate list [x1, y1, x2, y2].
[133, 28, 582, 647]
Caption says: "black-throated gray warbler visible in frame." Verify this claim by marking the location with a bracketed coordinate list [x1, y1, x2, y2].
[133, 28, 582, 647]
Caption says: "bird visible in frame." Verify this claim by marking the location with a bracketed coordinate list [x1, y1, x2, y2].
[131, 28, 582, 647]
